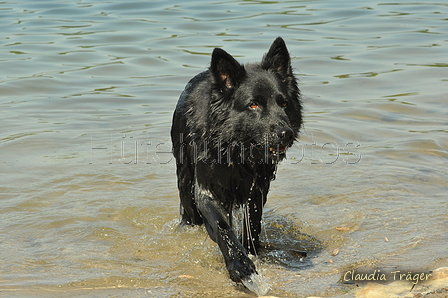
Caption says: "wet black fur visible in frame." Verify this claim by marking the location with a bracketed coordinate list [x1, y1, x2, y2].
[171, 37, 302, 283]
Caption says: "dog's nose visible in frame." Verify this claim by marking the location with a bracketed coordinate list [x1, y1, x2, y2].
[277, 127, 294, 145]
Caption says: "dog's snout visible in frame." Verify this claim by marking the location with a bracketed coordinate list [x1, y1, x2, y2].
[277, 127, 294, 145]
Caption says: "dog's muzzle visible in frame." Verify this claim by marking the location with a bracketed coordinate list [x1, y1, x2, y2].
[269, 127, 294, 159]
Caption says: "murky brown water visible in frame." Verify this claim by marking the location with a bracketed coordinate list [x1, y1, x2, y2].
[1, 1, 447, 297]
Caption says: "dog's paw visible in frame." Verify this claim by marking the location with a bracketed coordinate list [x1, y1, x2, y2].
[227, 255, 271, 295]
[227, 254, 257, 283]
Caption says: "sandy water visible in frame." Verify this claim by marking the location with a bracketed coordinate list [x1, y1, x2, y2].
[1, 1, 447, 297]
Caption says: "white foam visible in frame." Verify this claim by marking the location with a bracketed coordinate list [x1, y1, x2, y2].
[241, 272, 271, 297]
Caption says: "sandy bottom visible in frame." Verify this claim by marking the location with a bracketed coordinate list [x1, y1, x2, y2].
[1, 267, 446, 298]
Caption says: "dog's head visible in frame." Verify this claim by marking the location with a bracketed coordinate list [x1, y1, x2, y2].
[208, 37, 303, 163]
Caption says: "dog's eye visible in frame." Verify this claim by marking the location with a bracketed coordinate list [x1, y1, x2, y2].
[249, 102, 259, 109]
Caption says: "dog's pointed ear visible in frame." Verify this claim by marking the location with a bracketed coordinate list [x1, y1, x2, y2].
[261, 37, 293, 77]
[210, 48, 245, 92]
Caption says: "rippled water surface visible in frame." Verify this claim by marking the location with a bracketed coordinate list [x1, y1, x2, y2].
[1, 1, 447, 297]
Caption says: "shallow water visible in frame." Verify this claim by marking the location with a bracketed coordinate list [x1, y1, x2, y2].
[1, 0, 447, 297]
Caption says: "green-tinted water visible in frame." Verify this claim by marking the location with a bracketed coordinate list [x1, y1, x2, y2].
[1, 1, 447, 297]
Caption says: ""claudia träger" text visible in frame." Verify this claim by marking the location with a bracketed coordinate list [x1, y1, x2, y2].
[343, 270, 432, 285]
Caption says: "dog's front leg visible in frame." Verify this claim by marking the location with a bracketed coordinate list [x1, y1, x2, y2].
[195, 188, 257, 283]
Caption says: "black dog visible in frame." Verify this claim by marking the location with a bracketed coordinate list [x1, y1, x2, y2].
[171, 37, 302, 286]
